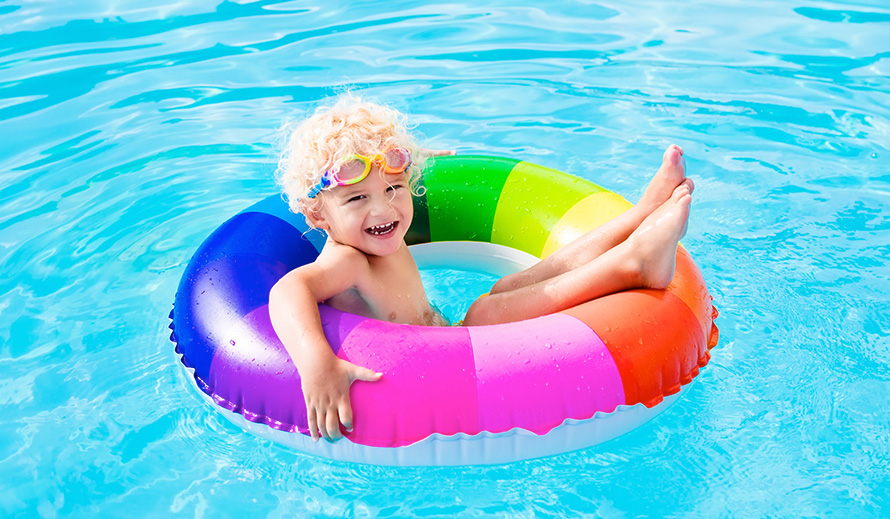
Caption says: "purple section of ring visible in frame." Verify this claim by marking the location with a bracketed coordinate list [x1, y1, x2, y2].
[204, 305, 363, 434]
[319, 304, 367, 351]
[208, 304, 304, 431]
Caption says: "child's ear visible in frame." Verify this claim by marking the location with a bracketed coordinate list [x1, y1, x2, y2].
[300, 200, 329, 230]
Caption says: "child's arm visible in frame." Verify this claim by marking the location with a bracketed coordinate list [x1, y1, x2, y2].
[269, 246, 382, 442]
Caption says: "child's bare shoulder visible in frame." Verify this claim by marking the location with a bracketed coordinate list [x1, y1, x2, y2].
[314, 239, 369, 270]
[271, 241, 373, 305]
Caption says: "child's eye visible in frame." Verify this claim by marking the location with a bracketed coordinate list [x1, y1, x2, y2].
[347, 195, 366, 203]
[386, 184, 404, 193]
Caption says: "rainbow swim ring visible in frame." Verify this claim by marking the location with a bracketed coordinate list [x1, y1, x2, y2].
[170, 155, 719, 465]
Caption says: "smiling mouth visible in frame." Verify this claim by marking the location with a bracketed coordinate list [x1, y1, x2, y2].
[365, 221, 397, 236]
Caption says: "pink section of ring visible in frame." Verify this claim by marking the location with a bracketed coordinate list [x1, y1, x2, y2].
[336, 318, 480, 448]
[329, 310, 624, 447]
[468, 313, 624, 435]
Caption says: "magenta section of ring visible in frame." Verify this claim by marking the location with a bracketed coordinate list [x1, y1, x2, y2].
[338, 319, 480, 448]
[468, 313, 624, 435]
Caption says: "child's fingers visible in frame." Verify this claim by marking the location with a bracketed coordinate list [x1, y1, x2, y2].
[422, 148, 456, 157]
[317, 409, 334, 441]
[349, 365, 383, 383]
[307, 409, 320, 441]
[326, 411, 342, 441]
[339, 403, 354, 433]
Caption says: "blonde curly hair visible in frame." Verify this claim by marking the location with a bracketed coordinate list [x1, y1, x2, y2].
[276, 94, 425, 216]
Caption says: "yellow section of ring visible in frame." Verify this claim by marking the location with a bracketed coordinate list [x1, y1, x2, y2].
[539, 191, 633, 258]
[490, 162, 602, 258]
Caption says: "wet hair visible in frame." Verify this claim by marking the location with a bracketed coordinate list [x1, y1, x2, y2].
[276, 93, 425, 218]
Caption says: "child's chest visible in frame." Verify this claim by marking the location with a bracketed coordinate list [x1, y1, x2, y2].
[360, 252, 439, 325]
[324, 246, 442, 325]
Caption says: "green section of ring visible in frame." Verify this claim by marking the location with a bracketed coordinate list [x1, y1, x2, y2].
[422, 155, 519, 242]
[405, 172, 430, 245]
[491, 161, 607, 257]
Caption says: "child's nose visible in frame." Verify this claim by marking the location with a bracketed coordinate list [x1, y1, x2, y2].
[369, 195, 396, 216]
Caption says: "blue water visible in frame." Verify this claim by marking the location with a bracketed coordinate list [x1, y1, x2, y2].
[420, 267, 500, 325]
[2, 0, 889, 517]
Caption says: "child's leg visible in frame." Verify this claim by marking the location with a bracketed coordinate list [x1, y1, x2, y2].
[491, 145, 688, 295]
[464, 182, 692, 326]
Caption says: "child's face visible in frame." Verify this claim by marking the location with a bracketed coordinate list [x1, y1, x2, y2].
[311, 165, 413, 257]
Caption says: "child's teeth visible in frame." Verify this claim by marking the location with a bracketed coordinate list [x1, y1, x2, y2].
[368, 222, 394, 234]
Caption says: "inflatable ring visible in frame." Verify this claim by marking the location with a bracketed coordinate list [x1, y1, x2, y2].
[170, 155, 719, 465]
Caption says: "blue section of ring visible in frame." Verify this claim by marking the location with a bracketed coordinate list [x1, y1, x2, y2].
[240, 194, 327, 252]
[173, 201, 323, 384]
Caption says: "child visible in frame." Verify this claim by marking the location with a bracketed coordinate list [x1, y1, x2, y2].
[269, 94, 693, 442]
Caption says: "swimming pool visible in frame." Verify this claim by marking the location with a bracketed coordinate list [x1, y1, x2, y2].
[1, 0, 888, 516]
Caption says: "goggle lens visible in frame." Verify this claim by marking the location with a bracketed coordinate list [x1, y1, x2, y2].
[334, 159, 370, 182]
[381, 147, 411, 172]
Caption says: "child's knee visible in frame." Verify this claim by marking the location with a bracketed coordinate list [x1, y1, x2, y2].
[463, 294, 498, 326]
[490, 273, 521, 295]
[463, 301, 484, 326]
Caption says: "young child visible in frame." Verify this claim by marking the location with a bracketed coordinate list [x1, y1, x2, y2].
[269, 94, 693, 442]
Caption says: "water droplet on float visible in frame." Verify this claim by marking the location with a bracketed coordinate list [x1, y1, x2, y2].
[230, 340, 236, 346]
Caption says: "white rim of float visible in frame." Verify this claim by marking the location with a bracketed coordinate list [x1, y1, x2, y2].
[409, 240, 541, 277]
[189, 375, 689, 466]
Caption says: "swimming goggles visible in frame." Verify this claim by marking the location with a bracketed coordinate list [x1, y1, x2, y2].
[306, 147, 412, 198]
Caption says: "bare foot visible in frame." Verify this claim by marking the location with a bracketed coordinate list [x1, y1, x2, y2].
[637, 144, 688, 215]
[624, 180, 692, 289]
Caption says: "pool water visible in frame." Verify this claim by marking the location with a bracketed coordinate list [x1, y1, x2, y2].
[2, 0, 889, 517]
[421, 266, 500, 325]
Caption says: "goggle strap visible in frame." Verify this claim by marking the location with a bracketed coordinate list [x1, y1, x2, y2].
[306, 173, 332, 199]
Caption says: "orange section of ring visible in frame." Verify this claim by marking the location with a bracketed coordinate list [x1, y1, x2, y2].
[562, 287, 710, 408]
[668, 246, 719, 347]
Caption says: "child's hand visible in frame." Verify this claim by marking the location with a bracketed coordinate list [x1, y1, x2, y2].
[421, 148, 456, 157]
[301, 355, 382, 442]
